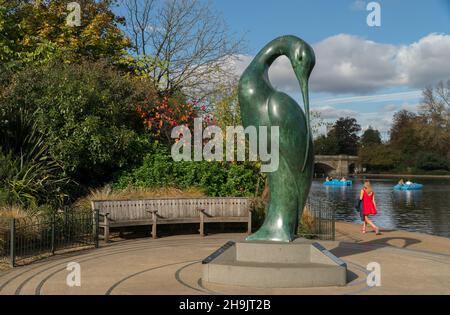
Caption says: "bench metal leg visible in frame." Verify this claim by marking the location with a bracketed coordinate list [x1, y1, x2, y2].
[199, 212, 205, 237]
[104, 215, 110, 243]
[247, 211, 252, 234]
[152, 213, 157, 239]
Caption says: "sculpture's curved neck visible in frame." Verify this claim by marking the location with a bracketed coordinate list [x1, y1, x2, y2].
[254, 37, 293, 72]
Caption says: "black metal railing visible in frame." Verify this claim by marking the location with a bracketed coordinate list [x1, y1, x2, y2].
[0, 209, 99, 267]
[299, 199, 335, 240]
[0, 224, 9, 267]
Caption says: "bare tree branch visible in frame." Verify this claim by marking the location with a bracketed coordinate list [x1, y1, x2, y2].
[121, 0, 245, 99]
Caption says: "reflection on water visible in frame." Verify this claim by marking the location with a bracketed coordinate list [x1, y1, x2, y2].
[309, 178, 450, 238]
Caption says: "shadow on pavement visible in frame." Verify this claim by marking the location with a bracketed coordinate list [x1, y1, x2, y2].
[330, 237, 422, 258]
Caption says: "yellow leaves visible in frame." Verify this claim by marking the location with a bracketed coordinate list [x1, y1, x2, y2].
[56, 34, 67, 45]
[23, 37, 31, 46]
[3, 0, 130, 68]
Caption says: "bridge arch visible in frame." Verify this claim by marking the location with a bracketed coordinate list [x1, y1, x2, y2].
[348, 162, 356, 175]
[314, 155, 361, 177]
[314, 162, 335, 177]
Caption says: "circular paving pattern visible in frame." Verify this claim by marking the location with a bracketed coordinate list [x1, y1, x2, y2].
[1, 233, 449, 295]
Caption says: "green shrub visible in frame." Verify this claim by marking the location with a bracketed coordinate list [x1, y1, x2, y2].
[0, 122, 70, 209]
[416, 152, 448, 171]
[358, 144, 401, 172]
[113, 143, 261, 197]
[0, 59, 154, 189]
[249, 197, 266, 231]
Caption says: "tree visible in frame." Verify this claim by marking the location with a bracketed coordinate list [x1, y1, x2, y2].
[210, 83, 240, 131]
[327, 117, 361, 155]
[420, 80, 450, 124]
[0, 59, 153, 189]
[389, 110, 421, 167]
[314, 134, 338, 155]
[310, 110, 325, 139]
[386, 81, 450, 172]
[358, 144, 400, 172]
[416, 152, 448, 171]
[121, 0, 244, 98]
[0, 0, 130, 71]
[360, 126, 382, 148]
[417, 80, 450, 157]
[136, 93, 200, 145]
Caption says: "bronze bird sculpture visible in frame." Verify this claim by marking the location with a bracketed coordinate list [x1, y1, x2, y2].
[238, 35, 316, 242]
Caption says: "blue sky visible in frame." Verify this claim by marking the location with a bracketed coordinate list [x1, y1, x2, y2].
[214, 0, 450, 48]
[211, 0, 450, 137]
[114, 0, 450, 138]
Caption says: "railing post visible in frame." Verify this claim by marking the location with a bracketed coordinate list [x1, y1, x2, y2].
[10, 218, 16, 268]
[318, 202, 322, 240]
[247, 209, 252, 235]
[198, 209, 205, 237]
[63, 207, 68, 239]
[94, 209, 100, 248]
[151, 211, 158, 239]
[332, 207, 336, 241]
[103, 213, 110, 243]
[51, 211, 56, 255]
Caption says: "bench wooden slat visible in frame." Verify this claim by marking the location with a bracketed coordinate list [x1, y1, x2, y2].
[92, 197, 252, 242]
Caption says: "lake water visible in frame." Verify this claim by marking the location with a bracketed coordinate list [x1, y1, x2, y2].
[309, 178, 450, 238]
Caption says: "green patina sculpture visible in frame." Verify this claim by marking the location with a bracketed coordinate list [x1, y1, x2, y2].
[238, 35, 316, 242]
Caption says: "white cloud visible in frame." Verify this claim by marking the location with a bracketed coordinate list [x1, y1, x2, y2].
[312, 90, 422, 106]
[357, 111, 393, 136]
[314, 106, 358, 119]
[400, 102, 420, 112]
[310, 34, 402, 93]
[382, 104, 398, 112]
[233, 33, 450, 95]
[314, 110, 392, 138]
[228, 33, 450, 136]
[396, 33, 450, 88]
[316, 102, 421, 138]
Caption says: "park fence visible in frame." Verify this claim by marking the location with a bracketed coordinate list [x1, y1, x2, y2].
[0, 199, 335, 268]
[0, 209, 99, 267]
[299, 199, 335, 241]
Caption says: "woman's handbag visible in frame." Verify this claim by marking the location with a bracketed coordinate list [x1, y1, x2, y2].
[355, 199, 365, 221]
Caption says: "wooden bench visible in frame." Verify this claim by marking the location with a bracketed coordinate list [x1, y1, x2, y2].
[91, 198, 252, 242]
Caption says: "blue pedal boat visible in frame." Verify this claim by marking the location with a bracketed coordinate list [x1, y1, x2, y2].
[323, 179, 352, 187]
[394, 183, 423, 190]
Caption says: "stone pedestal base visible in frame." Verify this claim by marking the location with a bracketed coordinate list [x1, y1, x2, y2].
[201, 239, 347, 288]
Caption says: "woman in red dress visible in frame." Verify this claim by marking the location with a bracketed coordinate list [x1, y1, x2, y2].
[359, 180, 380, 234]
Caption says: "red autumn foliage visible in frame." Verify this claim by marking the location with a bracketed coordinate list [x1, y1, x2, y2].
[136, 97, 204, 143]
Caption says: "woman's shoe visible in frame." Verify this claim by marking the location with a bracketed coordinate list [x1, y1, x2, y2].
[374, 227, 380, 235]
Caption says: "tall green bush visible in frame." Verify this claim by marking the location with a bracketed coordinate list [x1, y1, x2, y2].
[0, 59, 154, 190]
[416, 152, 448, 171]
[0, 122, 70, 209]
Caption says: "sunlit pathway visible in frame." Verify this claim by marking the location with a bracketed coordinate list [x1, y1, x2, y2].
[1, 227, 450, 295]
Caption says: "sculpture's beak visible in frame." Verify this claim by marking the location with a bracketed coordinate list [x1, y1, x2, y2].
[300, 77, 310, 132]
[299, 75, 311, 172]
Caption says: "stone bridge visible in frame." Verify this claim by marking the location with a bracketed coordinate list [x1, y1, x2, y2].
[314, 155, 361, 177]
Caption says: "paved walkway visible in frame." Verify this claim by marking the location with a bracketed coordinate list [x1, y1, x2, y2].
[1, 223, 450, 295]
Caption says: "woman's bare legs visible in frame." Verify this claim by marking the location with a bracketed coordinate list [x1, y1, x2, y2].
[361, 221, 366, 233]
[364, 216, 379, 234]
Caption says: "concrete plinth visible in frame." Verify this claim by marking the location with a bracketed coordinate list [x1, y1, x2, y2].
[201, 239, 347, 288]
